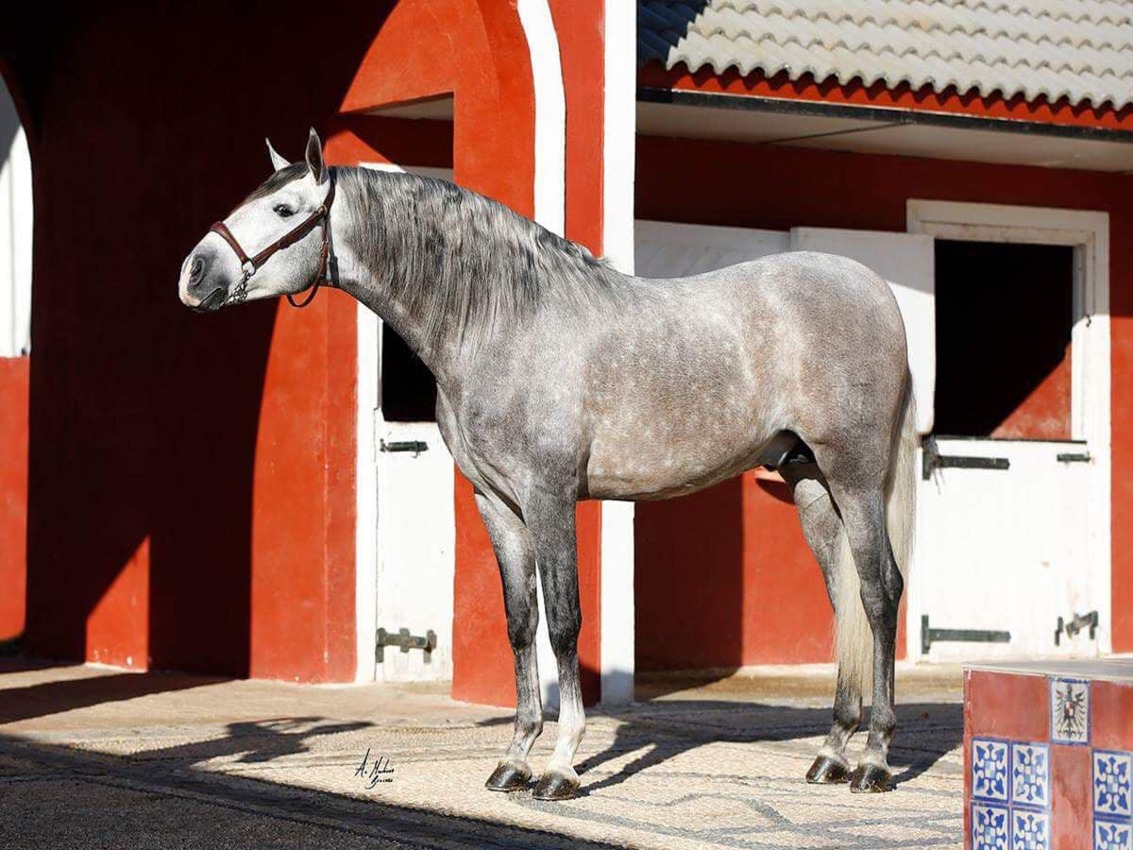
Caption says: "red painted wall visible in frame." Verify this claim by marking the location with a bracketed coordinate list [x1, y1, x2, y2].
[634, 134, 1133, 667]
[0, 3, 403, 681]
[0, 356, 28, 641]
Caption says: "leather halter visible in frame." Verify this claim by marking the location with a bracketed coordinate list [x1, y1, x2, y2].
[209, 172, 336, 309]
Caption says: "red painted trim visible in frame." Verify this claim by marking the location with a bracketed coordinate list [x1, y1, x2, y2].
[638, 63, 1133, 135]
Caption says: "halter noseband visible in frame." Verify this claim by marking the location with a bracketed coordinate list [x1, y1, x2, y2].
[209, 172, 337, 309]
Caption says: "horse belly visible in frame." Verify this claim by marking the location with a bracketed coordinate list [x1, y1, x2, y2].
[584, 407, 779, 501]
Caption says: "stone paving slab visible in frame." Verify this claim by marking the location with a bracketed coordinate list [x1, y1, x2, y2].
[0, 661, 963, 849]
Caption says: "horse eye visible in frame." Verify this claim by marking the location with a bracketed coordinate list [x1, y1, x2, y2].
[273, 204, 294, 218]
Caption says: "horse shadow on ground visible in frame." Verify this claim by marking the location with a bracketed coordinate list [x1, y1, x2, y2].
[498, 697, 964, 795]
[0, 719, 628, 850]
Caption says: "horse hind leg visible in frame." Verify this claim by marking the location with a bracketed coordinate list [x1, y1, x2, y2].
[825, 479, 904, 793]
[780, 461, 862, 785]
[475, 492, 545, 792]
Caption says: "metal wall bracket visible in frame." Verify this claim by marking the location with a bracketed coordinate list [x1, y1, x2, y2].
[1055, 610, 1098, 646]
[921, 615, 1011, 655]
[376, 627, 437, 663]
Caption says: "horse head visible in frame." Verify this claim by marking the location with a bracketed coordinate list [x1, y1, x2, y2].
[178, 129, 333, 311]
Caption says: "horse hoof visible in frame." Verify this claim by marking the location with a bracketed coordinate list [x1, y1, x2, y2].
[533, 769, 580, 801]
[849, 763, 892, 793]
[806, 755, 851, 784]
[485, 761, 531, 792]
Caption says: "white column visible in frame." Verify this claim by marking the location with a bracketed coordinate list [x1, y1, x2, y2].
[599, 0, 637, 706]
[518, 0, 568, 709]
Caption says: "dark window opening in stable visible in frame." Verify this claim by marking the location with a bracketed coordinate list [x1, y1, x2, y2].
[381, 324, 437, 422]
[933, 240, 1074, 440]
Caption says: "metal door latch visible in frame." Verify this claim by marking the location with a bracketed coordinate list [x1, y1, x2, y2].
[1055, 611, 1098, 646]
[379, 439, 429, 456]
[921, 615, 1011, 655]
[376, 627, 437, 663]
[922, 436, 1010, 480]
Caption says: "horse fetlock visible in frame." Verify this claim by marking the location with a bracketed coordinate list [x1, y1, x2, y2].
[516, 714, 544, 740]
[533, 765, 580, 801]
[485, 758, 533, 792]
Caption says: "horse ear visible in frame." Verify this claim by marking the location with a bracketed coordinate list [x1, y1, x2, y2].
[266, 138, 289, 172]
[305, 128, 326, 185]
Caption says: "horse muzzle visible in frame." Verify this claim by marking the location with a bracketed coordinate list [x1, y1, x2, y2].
[179, 248, 229, 311]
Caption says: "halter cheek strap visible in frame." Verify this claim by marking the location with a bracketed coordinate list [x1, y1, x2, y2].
[209, 173, 337, 309]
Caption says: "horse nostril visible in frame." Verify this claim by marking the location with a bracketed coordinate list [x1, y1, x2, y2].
[188, 256, 206, 288]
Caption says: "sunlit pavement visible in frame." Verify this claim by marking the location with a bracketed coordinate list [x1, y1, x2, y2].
[0, 661, 963, 849]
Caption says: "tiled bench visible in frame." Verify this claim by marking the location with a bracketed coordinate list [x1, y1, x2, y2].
[965, 659, 1133, 850]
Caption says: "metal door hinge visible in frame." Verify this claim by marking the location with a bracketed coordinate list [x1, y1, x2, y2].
[922, 437, 1009, 480]
[1055, 611, 1098, 646]
[376, 627, 437, 663]
[921, 615, 1011, 655]
[379, 439, 429, 456]
[1056, 452, 1091, 464]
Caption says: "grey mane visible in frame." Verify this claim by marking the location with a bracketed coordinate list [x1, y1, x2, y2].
[333, 166, 625, 354]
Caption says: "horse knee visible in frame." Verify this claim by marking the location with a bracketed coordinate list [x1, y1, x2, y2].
[547, 608, 581, 658]
[507, 606, 538, 651]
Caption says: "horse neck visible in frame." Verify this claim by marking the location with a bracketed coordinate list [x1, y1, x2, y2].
[329, 168, 464, 383]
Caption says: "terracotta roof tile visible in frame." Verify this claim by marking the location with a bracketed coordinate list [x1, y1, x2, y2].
[638, 0, 1133, 108]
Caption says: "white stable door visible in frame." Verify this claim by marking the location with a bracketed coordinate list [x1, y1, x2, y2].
[906, 202, 1109, 662]
[374, 417, 455, 682]
[364, 163, 457, 682]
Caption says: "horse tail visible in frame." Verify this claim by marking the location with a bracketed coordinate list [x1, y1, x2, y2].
[832, 371, 917, 693]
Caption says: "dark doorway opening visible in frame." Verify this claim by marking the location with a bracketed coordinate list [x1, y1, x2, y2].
[933, 240, 1074, 440]
[380, 324, 437, 422]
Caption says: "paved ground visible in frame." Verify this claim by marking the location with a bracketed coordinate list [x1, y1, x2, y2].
[0, 661, 964, 849]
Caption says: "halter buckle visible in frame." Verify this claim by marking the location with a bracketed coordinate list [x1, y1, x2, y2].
[241, 260, 257, 280]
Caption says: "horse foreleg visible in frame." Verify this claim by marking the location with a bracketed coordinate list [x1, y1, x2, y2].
[525, 490, 585, 801]
[835, 486, 903, 793]
[782, 464, 861, 784]
[476, 492, 544, 792]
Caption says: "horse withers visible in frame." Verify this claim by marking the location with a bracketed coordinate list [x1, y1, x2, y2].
[179, 130, 917, 800]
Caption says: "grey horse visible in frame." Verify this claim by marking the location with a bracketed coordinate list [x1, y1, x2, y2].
[179, 130, 916, 800]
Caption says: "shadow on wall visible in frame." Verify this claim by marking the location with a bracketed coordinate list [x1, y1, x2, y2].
[0, 2, 403, 678]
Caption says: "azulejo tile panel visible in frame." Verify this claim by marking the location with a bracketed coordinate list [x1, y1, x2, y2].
[973, 803, 1010, 850]
[973, 739, 1011, 803]
[1096, 820, 1133, 850]
[1094, 750, 1133, 821]
[966, 666, 1133, 850]
[1011, 743, 1050, 809]
[1051, 678, 1091, 745]
[1012, 809, 1050, 850]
